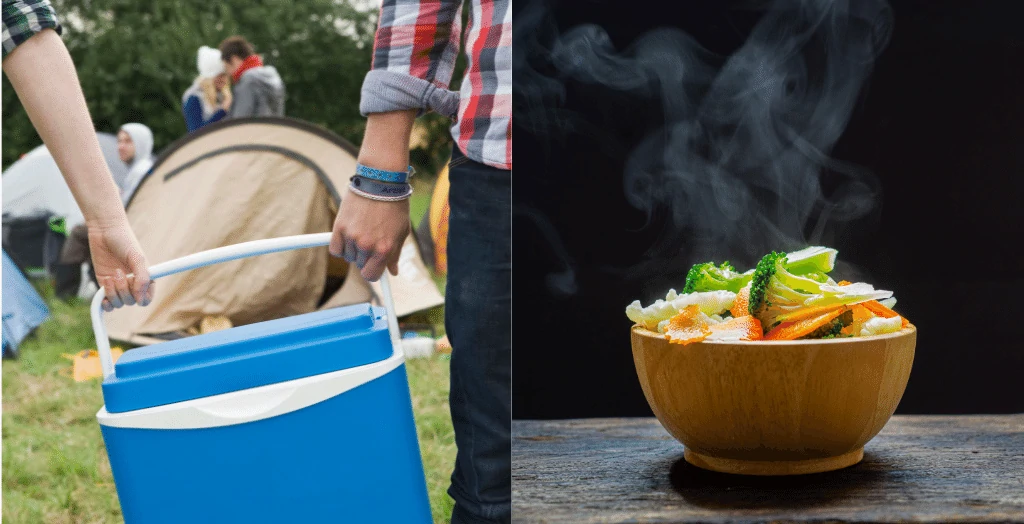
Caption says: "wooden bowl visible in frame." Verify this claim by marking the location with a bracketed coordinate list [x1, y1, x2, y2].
[631, 324, 916, 475]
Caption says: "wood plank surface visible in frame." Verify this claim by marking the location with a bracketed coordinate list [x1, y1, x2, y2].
[512, 416, 1024, 523]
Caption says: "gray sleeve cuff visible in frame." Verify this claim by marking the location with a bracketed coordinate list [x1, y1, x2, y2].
[359, 70, 460, 119]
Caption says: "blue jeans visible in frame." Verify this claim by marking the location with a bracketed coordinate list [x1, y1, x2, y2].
[445, 149, 511, 524]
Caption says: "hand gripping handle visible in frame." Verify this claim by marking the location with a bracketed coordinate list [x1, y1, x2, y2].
[91, 233, 402, 378]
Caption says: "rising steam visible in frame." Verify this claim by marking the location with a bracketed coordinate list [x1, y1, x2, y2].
[515, 0, 893, 295]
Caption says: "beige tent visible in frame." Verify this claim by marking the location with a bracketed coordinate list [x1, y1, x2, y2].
[104, 117, 445, 346]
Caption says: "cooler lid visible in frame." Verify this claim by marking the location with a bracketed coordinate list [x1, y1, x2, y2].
[101, 303, 392, 413]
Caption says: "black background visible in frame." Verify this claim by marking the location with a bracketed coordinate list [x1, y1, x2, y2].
[512, 0, 1024, 418]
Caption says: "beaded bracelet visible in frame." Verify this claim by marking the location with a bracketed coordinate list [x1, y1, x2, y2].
[355, 163, 415, 184]
[348, 176, 413, 202]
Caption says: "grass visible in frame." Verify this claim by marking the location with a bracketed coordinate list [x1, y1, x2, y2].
[2, 283, 456, 523]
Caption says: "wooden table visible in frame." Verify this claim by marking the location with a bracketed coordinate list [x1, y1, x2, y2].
[512, 416, 1024, 523]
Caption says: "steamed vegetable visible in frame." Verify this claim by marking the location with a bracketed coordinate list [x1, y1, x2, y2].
[625, 290, 736, 330]
[748, 249, 892, 332]
[764, 307, 853, 340]
[859, 316, 903, 336]
[683, 261, 755, 293]
[663, 305, 714, 345]
[626, 245, 911, 340]
[706, 315, 763, 342]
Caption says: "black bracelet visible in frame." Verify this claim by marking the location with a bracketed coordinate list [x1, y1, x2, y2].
[349, 176, 413, 201]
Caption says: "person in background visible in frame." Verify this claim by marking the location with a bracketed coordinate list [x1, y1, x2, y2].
[2, 0, 152, 311]
[218, 35, 285, 118]
[329, 0, 512, 522]
[183, 45, 232, 132]
[115, 123, 155, 206]
[59, 122, 155, 286]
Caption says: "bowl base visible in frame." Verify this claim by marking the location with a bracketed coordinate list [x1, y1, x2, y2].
[683, 447, 864, 476]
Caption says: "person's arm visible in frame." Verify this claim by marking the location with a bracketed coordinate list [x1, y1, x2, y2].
[206, 108, 227, 126]
[330, 0, 463, 282]
[2, 28, 152, 310]
[183, 95, 204, 132]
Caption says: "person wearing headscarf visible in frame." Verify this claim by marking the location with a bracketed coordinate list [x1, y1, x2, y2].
[115, 122, 154, 206]
[182, 46, 231, 132]
[60, 122, 155, 280]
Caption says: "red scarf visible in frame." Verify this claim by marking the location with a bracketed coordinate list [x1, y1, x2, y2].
[232, 54, 264, 83]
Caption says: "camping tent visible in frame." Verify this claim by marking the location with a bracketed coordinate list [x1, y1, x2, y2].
[2, 249, 50, 358]
[104, 117, 445, 346]
[2, 132, 127, 283]
[3, 132, 128, 232]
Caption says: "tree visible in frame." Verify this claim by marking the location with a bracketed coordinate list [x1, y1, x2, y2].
[3, 0, 463, 180]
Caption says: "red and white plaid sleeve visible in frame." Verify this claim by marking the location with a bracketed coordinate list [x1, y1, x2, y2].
[372, 0, 463, 88]
[360, 0, 512, 171]
[359, 0, 463, 119]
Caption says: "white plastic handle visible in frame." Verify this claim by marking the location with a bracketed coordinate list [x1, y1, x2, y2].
[91, 233, 403, 379]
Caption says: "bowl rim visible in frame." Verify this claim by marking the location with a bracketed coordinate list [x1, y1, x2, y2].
[631, 323, 916, 345]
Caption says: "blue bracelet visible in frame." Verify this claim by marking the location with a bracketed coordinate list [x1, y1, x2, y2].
[349, 176, 413, 201]
[355, 163, 414, 184]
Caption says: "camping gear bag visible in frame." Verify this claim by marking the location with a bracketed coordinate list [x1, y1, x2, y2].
[92, 234, 432, 523]
[2, 212, 63, 276]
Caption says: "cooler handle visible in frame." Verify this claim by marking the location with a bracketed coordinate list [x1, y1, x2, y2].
[90, 233, 403, 379]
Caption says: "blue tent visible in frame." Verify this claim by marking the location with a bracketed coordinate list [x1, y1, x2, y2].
[3, 249, 50, 358]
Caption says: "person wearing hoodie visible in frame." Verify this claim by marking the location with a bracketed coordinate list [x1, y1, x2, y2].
[115, 123, 155, 206]
[182, 45, 232, 132]
[60, 122, 155, 282]
[218, 36, 285, 118]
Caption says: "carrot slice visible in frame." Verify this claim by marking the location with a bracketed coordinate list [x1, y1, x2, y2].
[862, 300, 899, 318]
[707, 315, 763, 341]
[841, 304, 875, 336]
[664, 304, 712, 345]
[861, 300, 910, 328]
[773, 304, 846, 325]
[730, 285, 751, 318]
[837, 280, 852, 286]
[850, 304, 875, 322]
[763, 306, 849, 341]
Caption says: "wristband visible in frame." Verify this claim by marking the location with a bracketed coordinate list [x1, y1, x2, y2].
[349, 176, 413, 201]
[355, 163, 415, 184]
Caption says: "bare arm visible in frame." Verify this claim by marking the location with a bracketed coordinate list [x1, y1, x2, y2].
[330, 0, 463, 282]
[329, 110, 416, 281]
[3, 28, 152, 308]
[358, 110, 417, 171]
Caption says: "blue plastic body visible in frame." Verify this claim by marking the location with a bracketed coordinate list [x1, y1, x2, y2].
[101, 365, 431, 523]
[98, 302, 432, 523]
[102, 303, 392, 413]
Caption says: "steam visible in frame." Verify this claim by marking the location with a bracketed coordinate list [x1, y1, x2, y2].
[515, 0, 893, 294]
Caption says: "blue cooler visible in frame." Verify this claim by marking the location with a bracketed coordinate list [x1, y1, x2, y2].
[90, 234, 433, 523]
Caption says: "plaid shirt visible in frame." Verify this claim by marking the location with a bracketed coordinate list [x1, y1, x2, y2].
[362, 0, 511, 170]
[1, 0, 61, 59]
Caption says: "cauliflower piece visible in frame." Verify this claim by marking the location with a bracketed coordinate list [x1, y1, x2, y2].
[859, 315, 902, 336]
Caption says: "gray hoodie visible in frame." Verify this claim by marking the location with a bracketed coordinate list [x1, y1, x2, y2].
[230, 65, 286, 118]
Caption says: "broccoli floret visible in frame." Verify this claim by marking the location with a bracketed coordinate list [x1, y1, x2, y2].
[801, 309, 854, 339]
[682, 261, 754, 293]
[748, 251, 786, 319]
[749, 247, 893, 331]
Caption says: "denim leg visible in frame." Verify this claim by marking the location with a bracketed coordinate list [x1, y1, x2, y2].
[444, 152, 511, 524]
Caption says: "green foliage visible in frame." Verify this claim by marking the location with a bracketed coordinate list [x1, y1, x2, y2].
[3, 0, 465, 180]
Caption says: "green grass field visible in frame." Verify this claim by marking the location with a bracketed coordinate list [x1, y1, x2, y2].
[2, 283, 455, 523]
